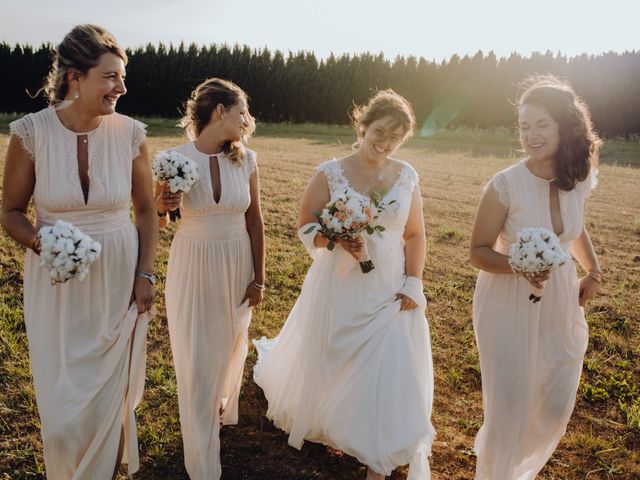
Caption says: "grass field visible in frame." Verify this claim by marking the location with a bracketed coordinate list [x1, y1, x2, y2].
[1, 121, 639, 479]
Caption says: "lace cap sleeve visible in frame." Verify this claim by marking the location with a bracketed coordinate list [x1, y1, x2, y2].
[398, 162, 419, 191]
[316, 159, 344, 191]
[9, 115, 36, 160]
[132, 120, 147, 159]
[245, 148, 258, 175]
[486, 172, 510, 208]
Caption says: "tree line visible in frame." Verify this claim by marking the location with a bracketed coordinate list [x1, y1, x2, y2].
[1, 42, 639, 135]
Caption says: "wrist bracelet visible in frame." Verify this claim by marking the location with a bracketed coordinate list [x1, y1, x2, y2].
[251, 280, 265, 291]
[589, 270, 603, 283]
[30, 233, 41, 254]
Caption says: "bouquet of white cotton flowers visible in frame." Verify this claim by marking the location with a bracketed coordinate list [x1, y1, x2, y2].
[508, 227, 571, 303]
[38, 220, 102, 284]
[152, 150, 200, 220]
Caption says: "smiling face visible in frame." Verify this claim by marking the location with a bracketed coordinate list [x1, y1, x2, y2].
[361, 116, 406, 160]
[220, 97, 251, 142]
[518, 103, 561, 163]
[72, 52, 127, 116]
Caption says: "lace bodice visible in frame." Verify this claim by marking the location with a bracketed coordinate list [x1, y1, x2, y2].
[10, 108, 146, 227]
[317, 158, 419, 233]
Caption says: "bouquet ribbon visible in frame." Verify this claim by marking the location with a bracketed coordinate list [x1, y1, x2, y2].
[334, 236, 371, 278]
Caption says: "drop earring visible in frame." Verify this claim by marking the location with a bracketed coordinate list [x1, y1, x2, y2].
[72, 91, 80, 101]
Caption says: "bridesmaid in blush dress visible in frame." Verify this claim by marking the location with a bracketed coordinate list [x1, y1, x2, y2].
[469, 75, 602, 479]
[156, 78, 265, 480]
[1, 25, 157, 479]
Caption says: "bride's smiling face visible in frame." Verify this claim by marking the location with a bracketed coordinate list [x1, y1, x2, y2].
[361, 116, 406, 159]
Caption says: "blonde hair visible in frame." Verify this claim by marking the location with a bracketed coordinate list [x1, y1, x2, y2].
[179, 78, 255, 164]
[43, 24, 127, 106]
[350, 89, 416, 143]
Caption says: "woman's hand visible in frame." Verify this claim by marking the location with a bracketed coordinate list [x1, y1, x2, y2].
[242, 282, 264, 308]
[131, 276, 155, 314]
[519, 270, 550, 290]
[396, 293, 418, 311]
[578, 274, 600, 306]
[155, 182, 182, 214]
[336, 235, 364, 260]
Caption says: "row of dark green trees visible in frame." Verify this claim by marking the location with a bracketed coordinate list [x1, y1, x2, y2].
[1, 42, 639, 135]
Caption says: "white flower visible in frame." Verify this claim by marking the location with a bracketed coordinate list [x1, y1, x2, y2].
[38, 220, 102, 284]
[509, 227, 569, 274]
[152, 150, 200, 193]
[328, 217, 343, 233]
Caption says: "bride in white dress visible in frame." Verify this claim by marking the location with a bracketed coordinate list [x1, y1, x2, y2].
[254, 89, 435, 480]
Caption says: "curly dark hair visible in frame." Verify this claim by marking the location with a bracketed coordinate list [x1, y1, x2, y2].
[516, 74, 601, 191]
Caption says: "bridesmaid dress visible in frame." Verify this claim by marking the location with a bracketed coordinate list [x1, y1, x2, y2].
[10, 107, 151, 479]
[473, 159, 596, 479]
[164, 141, 256, 479]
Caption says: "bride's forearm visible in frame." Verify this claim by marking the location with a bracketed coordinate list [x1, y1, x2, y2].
[404, 233, 425, 279]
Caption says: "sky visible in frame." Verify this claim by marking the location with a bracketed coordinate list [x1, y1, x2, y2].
[1, 0, 638, 62]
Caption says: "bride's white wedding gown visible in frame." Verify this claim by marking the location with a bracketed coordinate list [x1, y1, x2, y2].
[254, 158, 435, 479]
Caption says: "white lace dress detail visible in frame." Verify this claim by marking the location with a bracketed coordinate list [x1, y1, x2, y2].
[9, 115, 36, 159]
[245, 148, 258, 176]
[317, 159, 349, 198]
[131, 120, 147, 159]
[489, 172, 510, 208]
[87, 123, 106, 204]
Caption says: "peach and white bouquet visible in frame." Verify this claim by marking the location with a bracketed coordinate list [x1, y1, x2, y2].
[305, 190, 390, 273]
[508, 227, 570, 303]
[38, 220, 102, 284]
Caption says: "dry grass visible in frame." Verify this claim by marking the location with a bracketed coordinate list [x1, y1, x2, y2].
[1, 126, 639, 479]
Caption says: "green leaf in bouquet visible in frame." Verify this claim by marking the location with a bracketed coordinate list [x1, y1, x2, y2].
[303, 225, 316, 234]
[375, 225, 385, 232]
[369, 188, 387, 202]
[366, 226, 375, 235]
[327, 241, 336, 251]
